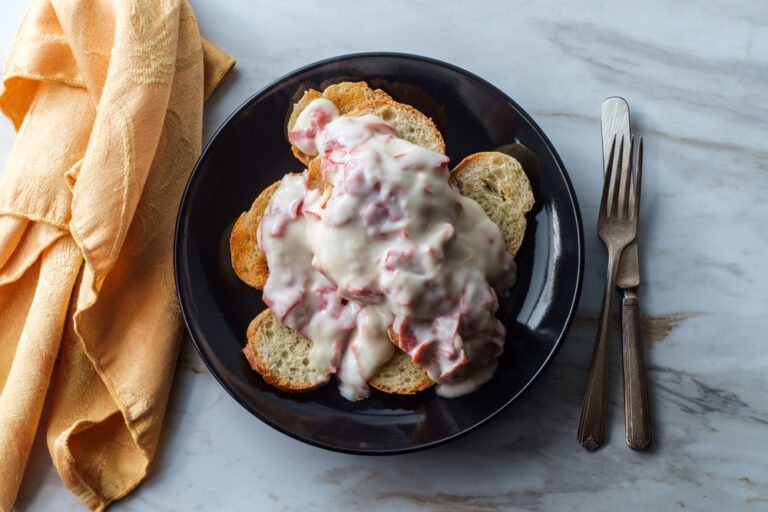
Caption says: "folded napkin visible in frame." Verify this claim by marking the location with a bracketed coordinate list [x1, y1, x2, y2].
[0, 0, 234, 509]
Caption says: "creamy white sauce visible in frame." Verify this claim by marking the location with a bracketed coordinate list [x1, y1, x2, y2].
[259, 98, 517, 399]
[337, 306, 395, 400]
[288, 99, 339, 155]
[257, 173, 360, 381]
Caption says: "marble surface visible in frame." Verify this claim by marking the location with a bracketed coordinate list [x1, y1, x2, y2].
[2, 0, 768, 510]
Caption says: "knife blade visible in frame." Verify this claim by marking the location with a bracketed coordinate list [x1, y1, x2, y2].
[601, 98, 638, 288]
[600, 97, 651, 450]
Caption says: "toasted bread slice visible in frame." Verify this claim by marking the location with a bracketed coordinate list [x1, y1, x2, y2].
[243, 309, 331, 392]
[287, 89, 322, 166]
[348, 99, 445, 155]
[230, 168, 323, 289]
[244, 310, 432, 395]
[449, 152, 535, 256]
[369, 348, 434, 394]
[230, 181, 280, 289]
[288, 82, 393, 165]
[322, 82, 392, 114]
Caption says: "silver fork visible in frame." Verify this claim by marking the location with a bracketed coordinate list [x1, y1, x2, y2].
[578, 135, 642, 451]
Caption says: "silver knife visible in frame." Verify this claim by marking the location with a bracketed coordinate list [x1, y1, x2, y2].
[600, 98, 651, 450]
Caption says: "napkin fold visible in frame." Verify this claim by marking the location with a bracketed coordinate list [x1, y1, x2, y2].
[0, 0, 234, 510]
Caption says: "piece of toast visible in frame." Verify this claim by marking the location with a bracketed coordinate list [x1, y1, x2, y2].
[369, 348, 433, 394]
[244, 309, 433, 394]
[346, 99, 445, 155]
[449, 152, 535, 257]
[243, 309, 330, 391]
[230, 181, 280, 289]
[230, 167, 322, 289]
[287, 82, 392, 165]
[322, 82, 392, 114]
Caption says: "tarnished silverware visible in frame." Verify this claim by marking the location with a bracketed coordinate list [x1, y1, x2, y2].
[578, 135, 641, 451]
[601, 99, 651, 450]
[601, 99, 639, 288]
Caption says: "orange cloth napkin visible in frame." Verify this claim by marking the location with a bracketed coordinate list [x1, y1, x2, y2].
[0, 0, 234, 510]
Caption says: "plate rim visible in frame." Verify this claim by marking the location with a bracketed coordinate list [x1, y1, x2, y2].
[174, 51, 584, 455]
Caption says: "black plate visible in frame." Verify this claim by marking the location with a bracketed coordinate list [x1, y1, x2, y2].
[174, 52, 583, 454]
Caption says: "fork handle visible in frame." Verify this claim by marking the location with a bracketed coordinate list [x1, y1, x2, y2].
[577, 249, 621, 451]
[621, 289, 652, 450]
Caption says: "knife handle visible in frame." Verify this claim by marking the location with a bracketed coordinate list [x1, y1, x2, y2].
[621, 290, 651, 450]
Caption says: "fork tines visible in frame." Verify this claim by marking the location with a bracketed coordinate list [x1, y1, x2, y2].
[602, 135, 642, 220]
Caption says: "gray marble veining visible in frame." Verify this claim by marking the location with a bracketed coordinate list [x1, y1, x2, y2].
[2, 0, 767, 510]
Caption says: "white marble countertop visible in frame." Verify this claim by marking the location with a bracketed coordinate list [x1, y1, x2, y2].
[2, 1, 767, 510]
